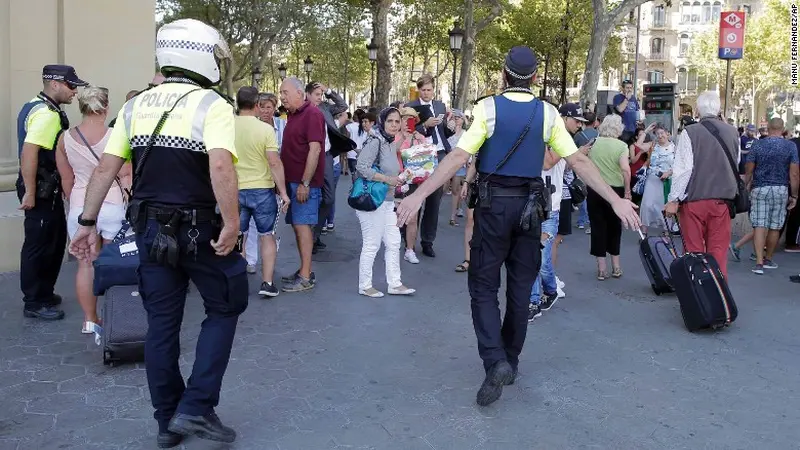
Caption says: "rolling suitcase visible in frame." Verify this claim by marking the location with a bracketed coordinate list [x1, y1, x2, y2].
[669, 252, 738, 332]
[638, 230, 682, 295]
[102, 285, 148, 366]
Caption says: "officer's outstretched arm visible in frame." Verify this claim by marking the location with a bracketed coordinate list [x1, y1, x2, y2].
[82, 154, 126, 220]
[415, 148, 472, 199]
[566, 151, 625, 206]
[208, 148, 239, 229]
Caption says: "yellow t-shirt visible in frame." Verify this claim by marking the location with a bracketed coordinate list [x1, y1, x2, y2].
[24, 99, 62, 150]
[234, 115, 278, 189]
[456, 92, 578, 159]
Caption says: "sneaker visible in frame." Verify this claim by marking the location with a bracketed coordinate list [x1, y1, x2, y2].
[763, 259, 778, 269]
[404, 249, 420, 264]
[281, 275, 315, 292]
[556, 285, 566, 299]
[786, 245, 800, 253]
[281, 271, 315, 284]
[456, 208, 464, 218]
[327, 223, 335, 231]
[729, 244, 741, 262]
[751, 264, 764, 275]
[246, 264, 256, 274]
[750, 253, 757, 261]
[359, 288, 385, 298]
[258, 282, 279, 298]
[388, 285, 416, 295]
[556, 277, 565, 290]
[540, 292, 559, 311]
[585, 228, 591, 235]
[790, 274, 800, 283]
[23, 306, 65, 321]
[528, 303, 542, 322]
[577, 224, 585, 229]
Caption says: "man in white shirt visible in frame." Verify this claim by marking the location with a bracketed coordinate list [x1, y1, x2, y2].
[405, 74, 455, 257]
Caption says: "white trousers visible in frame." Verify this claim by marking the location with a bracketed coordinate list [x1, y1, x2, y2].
[355, 201, 403, 291]
[245, 218, 259, 265]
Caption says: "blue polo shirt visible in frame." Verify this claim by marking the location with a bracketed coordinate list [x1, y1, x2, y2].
[613, 94, 639, 133]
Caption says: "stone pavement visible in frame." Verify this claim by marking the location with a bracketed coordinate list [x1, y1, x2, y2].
[1, 186, 800, 450]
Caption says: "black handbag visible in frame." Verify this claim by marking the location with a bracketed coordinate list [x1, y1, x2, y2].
[700, 121, 750, 217]
[568, 177, 587, 205]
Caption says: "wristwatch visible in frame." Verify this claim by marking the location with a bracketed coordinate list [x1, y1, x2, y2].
[77, 213, 96, 227]
[302, 180, 310, 188]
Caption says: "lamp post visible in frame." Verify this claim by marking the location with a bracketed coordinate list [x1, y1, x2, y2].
[277, 62, 287, 80]
[448, 23, 464, 108]
[303, 56, 314, 84]
[251, 66, 262, 89]
[367, 38, 378, 106]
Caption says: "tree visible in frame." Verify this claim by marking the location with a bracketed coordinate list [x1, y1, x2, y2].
[578, 0, 653, 108]
[369, 0, 394, 107]
[688, 0, 791, 119]
[454, 0, 504, 109]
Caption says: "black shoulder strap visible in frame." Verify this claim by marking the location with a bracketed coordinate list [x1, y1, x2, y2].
[129, 88, 203, 198]
[700, 120, 739, 181]
[483, 95, 539, 179]
[74, 127, 124, 199]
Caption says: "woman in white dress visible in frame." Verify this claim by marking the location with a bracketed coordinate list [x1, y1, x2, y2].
[639, 127, 675, 235]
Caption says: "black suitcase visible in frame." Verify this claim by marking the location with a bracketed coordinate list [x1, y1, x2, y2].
[102, 285, 148, 366]
[669, 252, 738, 331]
[638, 231, 682, 295]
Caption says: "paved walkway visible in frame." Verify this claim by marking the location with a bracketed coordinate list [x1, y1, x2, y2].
[1, 186, 799, 450]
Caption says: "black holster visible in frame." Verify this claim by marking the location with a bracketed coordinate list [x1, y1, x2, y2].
[150, 210, 183, 268]
[126, 200, 145, 233]
[477, 180, 491, 209]
[519, 180, 548, 232]
[35, 167, 60, 200]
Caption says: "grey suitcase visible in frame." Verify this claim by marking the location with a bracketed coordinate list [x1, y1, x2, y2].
[102, 285, 147, 366]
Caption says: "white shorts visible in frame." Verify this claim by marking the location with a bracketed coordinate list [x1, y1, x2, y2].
[68, 203, 126, 241]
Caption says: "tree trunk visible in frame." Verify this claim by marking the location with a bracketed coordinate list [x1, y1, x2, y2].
[371, 0, 392, 107]
[541, 52, 550, 100]
[558, 0, 571, 105]
[579, 16, 613, 109]
[342, 8, 352, 99]
[456, 0, 502, 110]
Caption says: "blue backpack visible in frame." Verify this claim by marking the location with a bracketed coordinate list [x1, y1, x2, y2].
[93, 221, 139, 295]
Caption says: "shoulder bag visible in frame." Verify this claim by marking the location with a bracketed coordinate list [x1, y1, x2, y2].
[348, 138, 388, 212]
[700, 121, 750, 216]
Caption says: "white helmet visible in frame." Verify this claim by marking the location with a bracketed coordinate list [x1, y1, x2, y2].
[155, 19, 231, 86]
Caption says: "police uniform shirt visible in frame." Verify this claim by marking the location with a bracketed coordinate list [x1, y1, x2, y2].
[22, 98, 62, 151]
[104, 83, 237, 207]
[458, 92, 578, 160]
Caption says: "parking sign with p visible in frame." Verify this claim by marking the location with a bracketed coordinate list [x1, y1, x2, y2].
[718, 11, 746, 59]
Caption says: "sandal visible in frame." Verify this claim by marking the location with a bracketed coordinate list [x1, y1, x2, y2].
[611, 267, 623, 278]
[449, 219, 459, 226]
[455, 260, 470, 272]
[597, 270, 608, 281]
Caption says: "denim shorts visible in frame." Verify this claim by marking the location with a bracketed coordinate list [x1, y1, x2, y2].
[239, 188, 278, 234]
[285, 182, 321, 226]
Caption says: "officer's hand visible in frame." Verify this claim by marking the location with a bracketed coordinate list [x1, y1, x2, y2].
[788, 196, 797, 211]
[664, 201, 679, 217]
[296, 185, 309, 203]
[280, 194, 291, 214]
[611, 198, 641, 230]
[396, 193, 424, 227]
[69, 226, 99, 262]
[211, 225, 239, 256]
[18, 193, 35, 211]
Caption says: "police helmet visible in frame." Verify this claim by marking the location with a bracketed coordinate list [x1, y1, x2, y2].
[155, 19, 231, 87]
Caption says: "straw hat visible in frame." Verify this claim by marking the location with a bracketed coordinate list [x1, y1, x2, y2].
[399, 106, 419, 123]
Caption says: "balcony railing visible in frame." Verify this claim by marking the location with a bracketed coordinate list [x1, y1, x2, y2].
[646, 51, 670, 61]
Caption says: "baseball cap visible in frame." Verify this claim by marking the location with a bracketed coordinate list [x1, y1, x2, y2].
[746, 124, 756, 131]
[559, 103, 588, 122]
[42, 64, 88, 88]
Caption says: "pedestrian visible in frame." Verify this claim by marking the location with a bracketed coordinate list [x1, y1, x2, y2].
[17, 64, 88, 321]
[612, 80, 640, 143]
[69, 18, 244, 447]
[665, 91, 742, 279]
[639, 126, 675, 235]
[279, 77, 326, 291]
[743, 117, 799, 274]
[396, 46, 640, 408]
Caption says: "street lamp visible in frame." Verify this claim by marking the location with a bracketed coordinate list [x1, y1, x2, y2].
[448, 23, 464, 107]
[303, 56, 314, 84]
[251, 66, 262, 88]
[277, 62, 287, 80]
[367, 38, 378, 106]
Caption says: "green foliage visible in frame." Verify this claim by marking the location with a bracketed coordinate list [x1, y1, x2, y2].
[689, 0, 792, 100]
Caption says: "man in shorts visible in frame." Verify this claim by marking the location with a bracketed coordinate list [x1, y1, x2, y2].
[278, 77, 326, 291]
[234, 87, 290, 296]
[745, 117, 800, 274]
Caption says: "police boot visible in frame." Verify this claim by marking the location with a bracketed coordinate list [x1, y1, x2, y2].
[156, 431, 183, 448]
[476, 360, 514, 407]
[168, 412, 236, 443]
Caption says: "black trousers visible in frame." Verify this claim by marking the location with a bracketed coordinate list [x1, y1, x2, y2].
[315, 152, 336, 241]
[468, 196, 541, 372]
[18, 194, 67, 309]
[785, 203, 800, 247]
[418, 151, 448, 247]
[586, 186, 625, 257]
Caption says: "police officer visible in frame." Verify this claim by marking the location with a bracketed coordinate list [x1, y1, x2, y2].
[17, 64, 88, 321]
[396, 46, 641, 407]
[70, 19, 245, 447]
